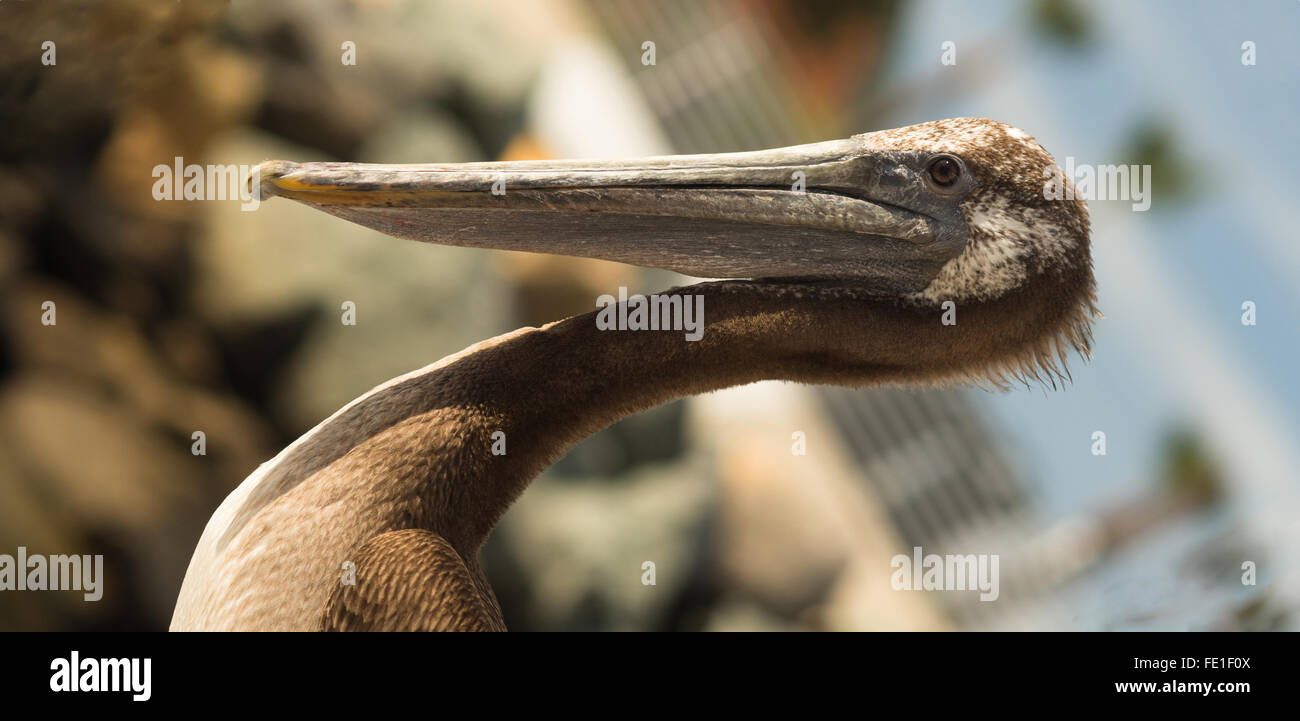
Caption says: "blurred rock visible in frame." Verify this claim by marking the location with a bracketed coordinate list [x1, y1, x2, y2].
[0, 277, 277, 629]
[224, 0, 548, 158]
[0, 0, 231, 158]
[490, 458, 716, 630]
[358, 109, 484, 165]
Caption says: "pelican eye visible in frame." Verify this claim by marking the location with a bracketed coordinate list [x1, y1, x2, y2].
[927, 155, 962, 187]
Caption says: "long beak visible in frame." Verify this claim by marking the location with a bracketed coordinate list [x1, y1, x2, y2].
[251, 139, 967, 292]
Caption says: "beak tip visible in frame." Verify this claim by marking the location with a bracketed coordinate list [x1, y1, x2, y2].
[249, 160, 300, 201]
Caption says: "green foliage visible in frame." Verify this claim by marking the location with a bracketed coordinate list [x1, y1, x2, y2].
[1122, 117, 1199, 206]
[1030, 0, 1094, 50]
[1158, 427, 1223, 505]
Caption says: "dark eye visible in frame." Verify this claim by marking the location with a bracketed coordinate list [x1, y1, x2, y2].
[928, 155, 962, 187]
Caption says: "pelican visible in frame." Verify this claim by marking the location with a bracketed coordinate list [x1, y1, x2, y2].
[171, 117, 1096, 631]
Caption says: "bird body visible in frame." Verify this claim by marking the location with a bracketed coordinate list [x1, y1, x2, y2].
[171, 118, 1096, 631]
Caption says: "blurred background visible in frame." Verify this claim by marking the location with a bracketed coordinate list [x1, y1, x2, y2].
[0, 0, 1296, 631]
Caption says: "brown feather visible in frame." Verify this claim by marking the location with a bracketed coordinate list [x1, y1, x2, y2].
[321, 530, 504, 632]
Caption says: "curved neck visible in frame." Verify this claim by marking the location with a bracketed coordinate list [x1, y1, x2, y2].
[250, 274, 1088, 559]
[412, 276, 1082, 553]
[424, 282, 809, 551]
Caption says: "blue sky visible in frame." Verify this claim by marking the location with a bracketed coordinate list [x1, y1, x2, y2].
[883, 0, 1300, 517]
